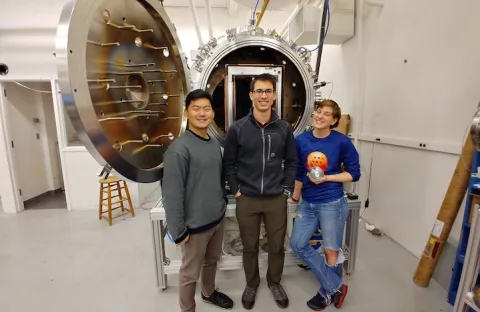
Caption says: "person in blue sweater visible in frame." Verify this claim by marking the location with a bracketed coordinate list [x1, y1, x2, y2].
[289, 99, 360, 311]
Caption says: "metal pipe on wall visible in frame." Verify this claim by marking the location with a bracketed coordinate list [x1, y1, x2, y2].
[187, 0, 204, 46]
[205, 0, 214, 39]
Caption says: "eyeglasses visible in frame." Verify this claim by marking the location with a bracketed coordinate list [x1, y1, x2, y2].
[253, 89, 274, 95]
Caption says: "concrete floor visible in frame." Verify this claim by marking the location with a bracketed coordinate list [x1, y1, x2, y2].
[0, 206, 452, 312]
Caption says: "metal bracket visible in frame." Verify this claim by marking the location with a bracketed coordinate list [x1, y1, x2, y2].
[97, 164, 113, 179]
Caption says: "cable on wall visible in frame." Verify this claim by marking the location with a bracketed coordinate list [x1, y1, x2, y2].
[10, 81, 54, 94]
[308, 0, 330, 53]
[252, 0, 260, 22]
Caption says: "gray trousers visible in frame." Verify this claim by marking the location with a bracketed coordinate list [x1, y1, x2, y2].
[179, 219, 225, 312]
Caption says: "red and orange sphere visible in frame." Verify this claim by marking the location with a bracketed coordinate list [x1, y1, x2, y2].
[306, 152, 328, 171]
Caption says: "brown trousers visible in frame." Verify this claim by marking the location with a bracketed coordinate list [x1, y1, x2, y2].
[178, 219, 225, 312]
[236, 194, 287, 288]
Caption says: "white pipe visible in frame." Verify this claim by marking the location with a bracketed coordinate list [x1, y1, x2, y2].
[366, 0, 384, 7]
[187, 0, 203, 46]
[205, 0, 214, 40]
[279, 0, 311, 37]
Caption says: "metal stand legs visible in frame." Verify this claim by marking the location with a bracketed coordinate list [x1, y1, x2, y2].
[453, 207, 480, 312]
[152, 220, 168, 291]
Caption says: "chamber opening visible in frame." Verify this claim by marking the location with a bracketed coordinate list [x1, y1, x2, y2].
[233, 76, 253, 122]
[205, 45, 307, 142]
[212, 80, 225, 132]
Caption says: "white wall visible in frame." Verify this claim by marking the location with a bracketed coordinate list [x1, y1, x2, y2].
[321, 0, 480, 261]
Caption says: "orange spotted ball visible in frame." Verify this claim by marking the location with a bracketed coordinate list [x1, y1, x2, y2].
[306, 152, 328, 171]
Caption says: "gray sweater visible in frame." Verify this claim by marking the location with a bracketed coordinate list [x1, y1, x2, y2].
[161, 129, 226, 244]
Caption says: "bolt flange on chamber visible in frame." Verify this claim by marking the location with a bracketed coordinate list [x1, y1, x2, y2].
[191, 25, 320, 144]
[56, 0, 191, 183]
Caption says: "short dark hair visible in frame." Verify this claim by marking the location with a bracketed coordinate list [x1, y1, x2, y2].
[185, 89, 213, 109]
[315, 99, 341, 129]
[250, 73, 277, 92]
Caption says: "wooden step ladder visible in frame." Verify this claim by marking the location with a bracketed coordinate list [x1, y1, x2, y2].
[99, 176, 135, 226]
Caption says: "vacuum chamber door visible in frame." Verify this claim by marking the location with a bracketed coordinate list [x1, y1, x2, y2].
[56, 0, 191, 183]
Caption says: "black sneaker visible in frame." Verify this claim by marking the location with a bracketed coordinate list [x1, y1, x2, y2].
[241, 286, 257, 310]
[298, 264, 311, 270]
[307, 292, 329, 311]
[268, 284, 289, 308]
[331, 284, 348, 308]
[201, 289, 234, 309]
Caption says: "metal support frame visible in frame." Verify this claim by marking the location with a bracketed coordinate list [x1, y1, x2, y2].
[453, 206, 480, 312]
[150, 198, 361, 291]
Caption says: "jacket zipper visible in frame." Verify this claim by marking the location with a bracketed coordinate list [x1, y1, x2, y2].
[255, 119, 278, 196]
[261, 128, 265, 195]
[255, 119, 278, 195]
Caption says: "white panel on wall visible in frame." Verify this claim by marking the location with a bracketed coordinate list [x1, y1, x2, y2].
[362, 0, 480, 144]
[361, 143, 464, 257]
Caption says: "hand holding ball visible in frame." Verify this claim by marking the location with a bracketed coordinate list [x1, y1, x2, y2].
[309, 166, 324, 181]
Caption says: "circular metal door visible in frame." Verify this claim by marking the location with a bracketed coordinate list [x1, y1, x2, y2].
[56, 0, 191, 183]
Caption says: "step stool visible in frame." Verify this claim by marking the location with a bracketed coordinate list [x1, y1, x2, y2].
[99, 176, 135, 226]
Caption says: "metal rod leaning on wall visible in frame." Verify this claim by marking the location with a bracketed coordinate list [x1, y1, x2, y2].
[255, 0, 270, 26]
[413, 123, 476, 287]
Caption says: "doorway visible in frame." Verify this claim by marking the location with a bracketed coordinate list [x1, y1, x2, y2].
[3, 81, 66, 210]
[233, 76, 254, 121]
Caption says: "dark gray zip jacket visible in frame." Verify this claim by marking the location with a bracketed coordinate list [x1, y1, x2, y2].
[223, 108, 298, 197]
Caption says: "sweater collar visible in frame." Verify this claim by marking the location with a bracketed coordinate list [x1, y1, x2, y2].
[187, 128, 210, 141]
[248, 107, 279, 126]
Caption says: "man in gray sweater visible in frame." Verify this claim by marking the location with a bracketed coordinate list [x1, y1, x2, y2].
[162, 89, 233, 312]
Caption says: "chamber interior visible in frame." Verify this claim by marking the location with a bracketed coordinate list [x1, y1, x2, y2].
[205, 45, 307, 139]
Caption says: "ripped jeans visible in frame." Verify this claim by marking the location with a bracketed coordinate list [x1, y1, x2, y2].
[290, 196, 349, 300]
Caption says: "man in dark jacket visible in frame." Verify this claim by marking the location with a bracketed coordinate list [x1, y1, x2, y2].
[223, 73, 298, 309]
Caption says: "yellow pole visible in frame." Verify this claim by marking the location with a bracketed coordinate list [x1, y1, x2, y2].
[255, 0, 270, 26]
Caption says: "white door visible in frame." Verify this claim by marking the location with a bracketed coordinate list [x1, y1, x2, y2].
[6, 82, 50, 201]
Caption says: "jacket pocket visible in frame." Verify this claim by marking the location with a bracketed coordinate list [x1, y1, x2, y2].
[267, 135, 272, 161]
[267, 133, 283, 162]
